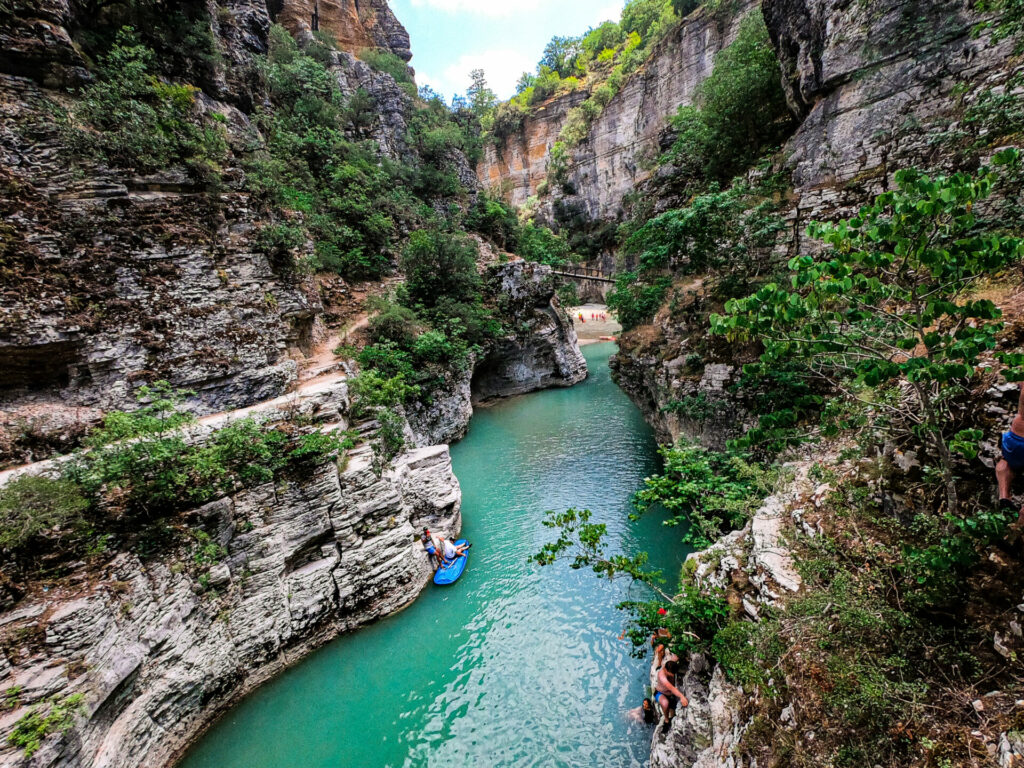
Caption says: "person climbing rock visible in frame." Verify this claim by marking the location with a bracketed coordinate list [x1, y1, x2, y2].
[996, 382, 1024, 533]
[650, 627, 678, 670]
[654, 659, 688, 729]
[421, 528, 442, 569]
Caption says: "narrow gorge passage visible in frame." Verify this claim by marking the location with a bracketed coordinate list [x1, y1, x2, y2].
[180, 343, 687, 768]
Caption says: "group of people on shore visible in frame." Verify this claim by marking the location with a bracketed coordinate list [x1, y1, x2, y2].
[628, 627, 689, 732]
[577, 311, 609, 323]
[420, 527, 467, 569]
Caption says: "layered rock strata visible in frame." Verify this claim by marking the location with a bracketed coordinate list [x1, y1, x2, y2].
[0, 0, 418, 466]
[277, 0, 413, 61]
[476, 2, 756, 221]
[0, 381, 462, 768]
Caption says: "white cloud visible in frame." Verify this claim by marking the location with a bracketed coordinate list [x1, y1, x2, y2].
[409, 0, 541, 16]
[585, 3, 625, 28]
[419, 49, 536, 101]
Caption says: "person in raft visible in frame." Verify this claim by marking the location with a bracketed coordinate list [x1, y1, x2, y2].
[421, 528, 442, 569]
[654, 660, 688, 727]
[996, 382, 1024, 534]
[439, 537, 469, 561]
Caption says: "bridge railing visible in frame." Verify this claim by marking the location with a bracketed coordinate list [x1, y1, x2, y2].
[552, 263, 615, 280]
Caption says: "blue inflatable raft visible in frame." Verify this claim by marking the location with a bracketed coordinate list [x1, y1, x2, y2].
[433, 539, 470, 585]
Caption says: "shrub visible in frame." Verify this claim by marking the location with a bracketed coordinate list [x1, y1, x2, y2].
[66, 32, 228, 181]
[358, 342, 416, 380]
[367, 302, 421, 347]
[0, 476, 89, 555]
[633, 443, 774, 548]
[358, 48, 412, 83]
[7, 693, 86, 758]
[663, 12, 794, 187]
[401, 229, 481, 310]
[348, 371, 420, 416]
[371, 408, 407, 475]
[714, 151, 1024, 513]
[606, 271, 671, 330]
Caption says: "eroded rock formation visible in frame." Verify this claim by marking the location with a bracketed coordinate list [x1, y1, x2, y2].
[276, 0, 412, 61]
[0, 382, 461, 768]
[405, 260, 588, 446]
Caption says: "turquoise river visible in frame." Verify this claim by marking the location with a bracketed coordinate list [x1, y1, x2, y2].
[180, 342, 686, 768]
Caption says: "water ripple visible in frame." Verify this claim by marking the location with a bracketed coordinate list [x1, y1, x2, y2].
[180, 344, 686, 768]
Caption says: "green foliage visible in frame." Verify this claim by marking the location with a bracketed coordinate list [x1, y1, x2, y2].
[465, 196, 575, 266]
[662, 12, 794, 188]
[358, 48, 412, 83]
[7, 693, 86, 758]
[68, 384, 351, 522]
[620, 178, 787, 288]
[532, 508, 660, 585]
[348, 370, 421, 417]
[0, 476, 89, 555]
[192, 530, 226, 567]
[728, 361, 824, 458]
[714, 152, 1024, 511]
[975, 0, 1024, 51]
[621, 0, 672, 40]
[606, 271, 671, 330]
[633, 443, 773, 548]
[249, 26, 476, 281]
[466, 69, 498, 116]
[532, 507, 731, 657]
[401, 228, 482, 310]
[620, 584, 730, 656]
[65, 31, 228, 181]
[371, 408, 407, 476]
[671, 0, 701, 15]
[72, 0, 220, 85]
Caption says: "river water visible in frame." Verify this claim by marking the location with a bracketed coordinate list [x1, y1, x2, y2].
[180, 342, 686, 768]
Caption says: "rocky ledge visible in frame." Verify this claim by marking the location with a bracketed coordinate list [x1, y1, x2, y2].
[406, 260, 587, 447]
[0, 381, 461, 768]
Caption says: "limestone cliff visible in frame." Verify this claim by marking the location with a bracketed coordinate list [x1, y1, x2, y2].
[476, 3, 756, 222]
[607, 0, 1021, 451]
[0, 0, 522, 468]
[0, 381, 461, 768]
[276, 0, 413, 62]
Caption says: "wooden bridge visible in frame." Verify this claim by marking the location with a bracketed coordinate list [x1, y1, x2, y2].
[551, 264, 616, 284]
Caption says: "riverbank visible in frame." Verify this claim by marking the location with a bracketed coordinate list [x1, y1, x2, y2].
[571, 304, 622, 345]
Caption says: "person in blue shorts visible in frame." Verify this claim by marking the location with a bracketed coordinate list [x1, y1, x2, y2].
[996, 382, 1024, 527]
[421, 528, 442, 569]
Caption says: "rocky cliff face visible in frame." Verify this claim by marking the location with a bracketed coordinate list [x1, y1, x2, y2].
[277, 0, 413, 62]
[647, 461, 808, 768]
[764, 0, 1022, 253]
[477, 3, 756, 222]
[405, 260, 588, 446]
[0, 381, 462, 768]
[605, 0, 1021, 451]
[477, 91, 586, 209]
[0, 0, 449, 468]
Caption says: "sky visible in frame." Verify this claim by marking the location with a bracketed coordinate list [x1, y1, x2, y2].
[388, 0, 626, 101]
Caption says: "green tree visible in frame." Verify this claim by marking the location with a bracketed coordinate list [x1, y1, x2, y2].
[621, 0, 669, 40]
[712, 151, 1024, 513]
[0, 476, 89, 556]
[540, 35, 585, 78]
[665, 12, 794, 185]
[467, 69, 497, 116]
[401, 228, 482, 310]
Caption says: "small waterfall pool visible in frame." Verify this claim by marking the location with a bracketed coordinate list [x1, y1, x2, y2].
[180, 342, 687, 768]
